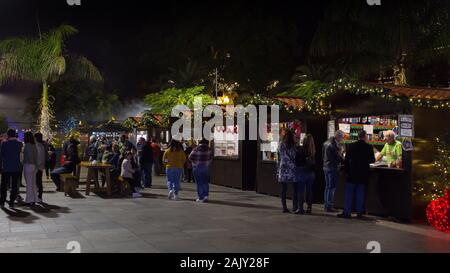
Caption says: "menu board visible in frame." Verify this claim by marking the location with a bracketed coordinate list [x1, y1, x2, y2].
[398, 115, 414, 138]
[363, 125, 374, 135]
[338, 123, 351, 134]
[327, 120, 335, 139]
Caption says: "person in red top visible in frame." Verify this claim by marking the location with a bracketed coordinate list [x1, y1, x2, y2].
[150, 138, 162, 175]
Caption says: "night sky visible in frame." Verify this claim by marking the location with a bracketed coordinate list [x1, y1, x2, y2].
[0, 0, 326, 100]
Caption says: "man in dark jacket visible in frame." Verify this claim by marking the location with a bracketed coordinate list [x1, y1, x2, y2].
[137, 137, 153, 188]
[322, 130, 344, 212]
[338, 130, 375, 219]
[0, 129, 23, 208]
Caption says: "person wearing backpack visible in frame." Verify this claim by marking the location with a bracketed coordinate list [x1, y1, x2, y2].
[295, 134, 316, 214]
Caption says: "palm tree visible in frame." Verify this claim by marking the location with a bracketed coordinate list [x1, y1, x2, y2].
[0, 24, 102, 140]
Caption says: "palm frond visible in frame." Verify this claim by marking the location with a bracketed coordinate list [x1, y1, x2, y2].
[63, 55, 103, 82]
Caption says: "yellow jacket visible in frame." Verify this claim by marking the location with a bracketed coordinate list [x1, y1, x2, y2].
[162, 148, 186, 169]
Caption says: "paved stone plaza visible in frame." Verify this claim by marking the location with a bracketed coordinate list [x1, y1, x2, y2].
[0, 175, 449, 253]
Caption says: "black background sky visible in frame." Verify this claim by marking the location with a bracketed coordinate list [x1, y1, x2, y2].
[0, 0, 327, 100]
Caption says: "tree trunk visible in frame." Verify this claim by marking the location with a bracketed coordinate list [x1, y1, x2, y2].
[39, 81, 52, 141]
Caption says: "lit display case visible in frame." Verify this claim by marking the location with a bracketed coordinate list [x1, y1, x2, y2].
[213, 125, 239, 158]
[336, 115, 401, 168]
[260, 120, 304, 161]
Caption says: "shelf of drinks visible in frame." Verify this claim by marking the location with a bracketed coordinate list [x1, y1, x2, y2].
[343, 139, 385, 146]
[348, 124, 396, 130]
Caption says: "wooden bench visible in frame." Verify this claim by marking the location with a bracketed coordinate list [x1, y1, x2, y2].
[117, 176, 131, 196]
[60, 174, 79, 197]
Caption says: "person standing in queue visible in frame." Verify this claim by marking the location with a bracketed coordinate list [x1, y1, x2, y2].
[277, 129, 299, 213]
[338, 130, 375, 219]
[163, 139, 186, 201]
[34, 133, 46, 203]
[189, 139, 212, 202]
[295, 134, 316, 214]
[0, 129, 23, 208]
[322, 130, 344, 213]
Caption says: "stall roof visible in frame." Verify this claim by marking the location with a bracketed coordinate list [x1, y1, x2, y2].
[126, 114, 167, 128]
[382, 84, 450, 101]
[274, 96, 305, 109]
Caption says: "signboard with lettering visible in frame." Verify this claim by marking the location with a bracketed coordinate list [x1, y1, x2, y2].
[327, 120, 335, 139]
[398, 115, 414, 138]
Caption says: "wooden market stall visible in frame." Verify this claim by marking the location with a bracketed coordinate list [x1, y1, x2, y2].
[319, 83, 450, 222]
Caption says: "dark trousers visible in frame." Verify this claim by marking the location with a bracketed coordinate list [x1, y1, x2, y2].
[297, 168, 315, 212]
[123, 177, 137, 193]
[343, 183, 365, 216]
[185, 168, 193, 183]
[281, 182, 299, 211]
[36, 170, 43, 200]
[45, 161, 56, 178]
[1, 172, 20, 206]
[141, 163, 153, 187]
[193, 165, 209, 200]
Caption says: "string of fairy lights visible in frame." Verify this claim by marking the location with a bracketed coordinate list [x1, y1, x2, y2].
[282, 78, 450, 115]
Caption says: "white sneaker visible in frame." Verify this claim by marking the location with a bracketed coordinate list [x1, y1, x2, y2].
[132, 192, 142, 198]
[196, 198, 204, 203]
[173, 194, 180, 201]
[203, 196, 209, 202]
[168, 190, 174, 200]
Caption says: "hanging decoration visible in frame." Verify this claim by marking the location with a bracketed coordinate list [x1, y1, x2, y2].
[426, 188, 450, 233]
[278, 78, 450, 116]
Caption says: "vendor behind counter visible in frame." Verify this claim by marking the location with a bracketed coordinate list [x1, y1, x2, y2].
[374, 130, 403, 169]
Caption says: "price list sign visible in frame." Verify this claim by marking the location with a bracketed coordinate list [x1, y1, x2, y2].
[398, 115, 414, 138]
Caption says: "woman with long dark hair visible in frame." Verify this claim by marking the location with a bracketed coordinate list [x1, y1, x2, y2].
[277, 129, 299, 213]
[162, 139, 186, 200]
[23, 132, 39, 206]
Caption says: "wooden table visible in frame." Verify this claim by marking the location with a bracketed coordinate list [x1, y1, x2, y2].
[78, 161, 113, 196]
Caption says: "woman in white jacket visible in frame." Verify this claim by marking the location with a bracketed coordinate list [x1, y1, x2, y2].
[121, 151, 141, 198]
[23, 132, 39, 206]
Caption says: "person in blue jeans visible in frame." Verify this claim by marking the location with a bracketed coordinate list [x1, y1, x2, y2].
[338, 130, 375, 219]
[163, 140, 186, 200]
[322, 130, 344, 212]
[0, 128, 23, 208]
[189, 139, 212, 202]
[295, 134, 316, 214]
[51, 144, 79, 191]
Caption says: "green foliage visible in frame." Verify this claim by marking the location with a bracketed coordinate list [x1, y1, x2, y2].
[413, 133, 450, 202]
[435, 134, 450, 184]
[309, 0, 450, 83]
[26, 80, 121, 123]
[0, 24, 78, 85]
[277, 81, 329, 99]
[0, 24, 103, 140]
[144, 86, 214, 116]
